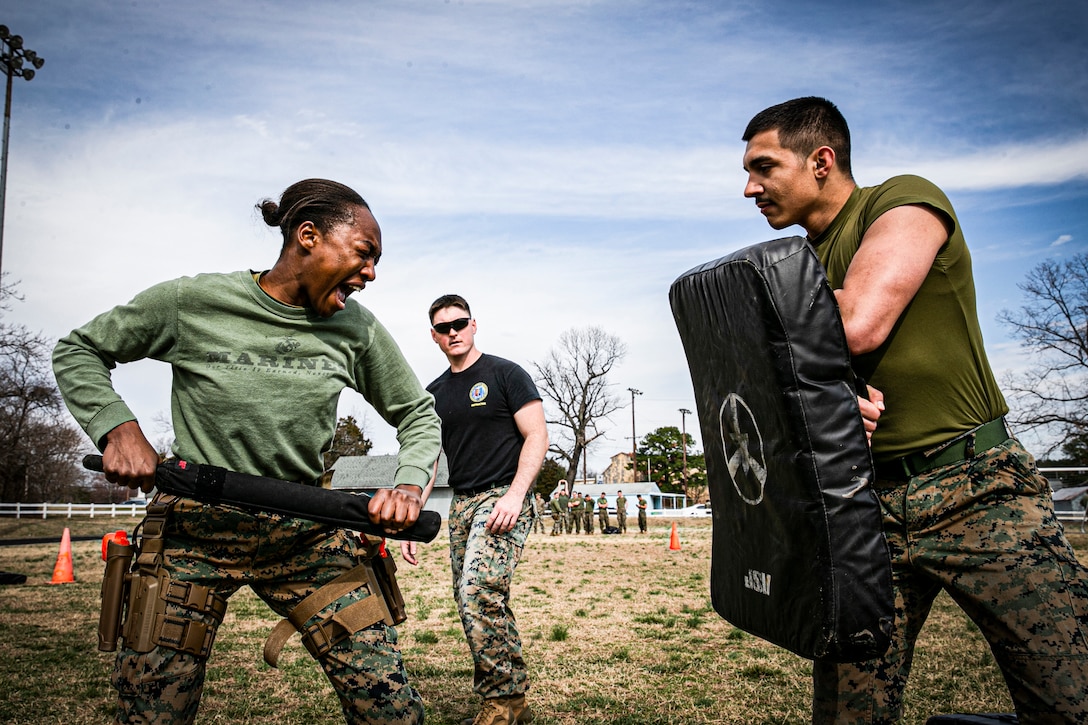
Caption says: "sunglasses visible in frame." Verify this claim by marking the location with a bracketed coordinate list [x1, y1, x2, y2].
[433, 317, 471, 335]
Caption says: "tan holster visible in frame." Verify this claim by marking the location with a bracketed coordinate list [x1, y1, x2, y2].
[262, 537, 407, 668]
[121, 496, 228, 659]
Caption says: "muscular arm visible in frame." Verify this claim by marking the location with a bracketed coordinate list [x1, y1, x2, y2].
[486, 399, 548, 534]
[833, 204, 951, 355]
[832, 203, 950, 441]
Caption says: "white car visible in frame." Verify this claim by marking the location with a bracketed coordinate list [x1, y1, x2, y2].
[676, 503, 712, 517]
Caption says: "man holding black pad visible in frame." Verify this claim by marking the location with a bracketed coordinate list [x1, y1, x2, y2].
[740, 97, 1088, 723]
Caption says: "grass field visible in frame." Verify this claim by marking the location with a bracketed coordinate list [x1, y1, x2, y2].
[2, 515, 1084, 724]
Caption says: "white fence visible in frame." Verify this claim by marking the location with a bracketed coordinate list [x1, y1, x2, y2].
[0, 501, 146, 519]
[1, 467, 1086, 524]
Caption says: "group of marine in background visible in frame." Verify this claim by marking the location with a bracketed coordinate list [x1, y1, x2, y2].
[529, 482, 648, 536]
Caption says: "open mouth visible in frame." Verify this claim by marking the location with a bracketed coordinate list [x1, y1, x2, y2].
[338, 283, 363, 304]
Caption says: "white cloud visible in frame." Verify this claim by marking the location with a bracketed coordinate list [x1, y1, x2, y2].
[863, 135, 1088, 192]
[1051, 234, 1074, 247]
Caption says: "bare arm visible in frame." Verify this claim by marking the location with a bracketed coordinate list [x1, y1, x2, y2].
[834, 204, 949, 442]
[834, 204, 951, 355]
[487, 399, 548, 535]
[399, 458, 439, 565]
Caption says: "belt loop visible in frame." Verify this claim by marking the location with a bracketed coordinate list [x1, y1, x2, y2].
[965, 432, 976, 460]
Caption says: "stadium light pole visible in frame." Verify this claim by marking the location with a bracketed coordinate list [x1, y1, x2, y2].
[0, 25, 44, 286]
[628, 388, 642, 482]
[679, 407, 692, 496]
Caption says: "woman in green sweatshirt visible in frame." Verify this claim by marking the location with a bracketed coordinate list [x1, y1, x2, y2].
[52, 178, 440, 725]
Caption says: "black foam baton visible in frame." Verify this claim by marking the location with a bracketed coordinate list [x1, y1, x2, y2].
[83, 454, 441, 543]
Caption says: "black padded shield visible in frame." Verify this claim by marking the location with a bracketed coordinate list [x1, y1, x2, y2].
[668, 236, 892, 662]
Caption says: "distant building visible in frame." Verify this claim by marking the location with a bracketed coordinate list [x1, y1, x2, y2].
[602, 451, 635, 484]
[329, 454, 453, 517]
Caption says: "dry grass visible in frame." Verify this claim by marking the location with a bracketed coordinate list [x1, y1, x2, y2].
[2, 516, 1085, 724]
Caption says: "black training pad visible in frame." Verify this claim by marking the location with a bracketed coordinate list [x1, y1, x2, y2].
[669, 236, 893, 661]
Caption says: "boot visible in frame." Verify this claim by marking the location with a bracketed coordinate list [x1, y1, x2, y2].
[461, 695, 533, 725]
[510, 694, 533, 724]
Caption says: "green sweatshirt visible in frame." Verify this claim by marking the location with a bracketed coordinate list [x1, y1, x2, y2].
[52, 271, 440, 486]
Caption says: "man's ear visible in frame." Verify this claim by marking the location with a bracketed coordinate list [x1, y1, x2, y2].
[812, 146, 836, 180]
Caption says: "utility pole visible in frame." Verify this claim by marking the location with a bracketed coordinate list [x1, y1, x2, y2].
[628, 387, 642, 482]
[0, 25, 45, 285]
[679, 408, 692, 497]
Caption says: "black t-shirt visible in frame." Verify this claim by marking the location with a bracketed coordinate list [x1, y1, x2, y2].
[427, 353, 541, 492]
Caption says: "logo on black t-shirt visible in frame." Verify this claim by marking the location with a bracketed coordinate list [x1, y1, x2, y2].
[469, 382, 488, 407]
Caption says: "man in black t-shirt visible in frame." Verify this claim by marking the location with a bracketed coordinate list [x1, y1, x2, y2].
[402, 294, 548, 725]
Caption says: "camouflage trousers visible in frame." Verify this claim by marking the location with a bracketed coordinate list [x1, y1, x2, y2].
[813, 439, 1088, 724]
[112, 498, 422, 725]
[532, 509, 546, 535]
[598, 509, 609, 531]
[551, 513, 564, 536]
[448, 485, 532, 700]
[616, 511, 627, 533]
[583, 510, 594, 534]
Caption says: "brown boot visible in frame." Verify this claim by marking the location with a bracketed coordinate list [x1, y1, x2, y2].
[509, 694, 533, 723]
[461, 695, 532, 725]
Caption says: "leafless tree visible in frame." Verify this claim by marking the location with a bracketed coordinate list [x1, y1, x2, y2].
[0, 280, 87, 502]
[532, 326, 627, 484]
[998, 254, 1088, 454]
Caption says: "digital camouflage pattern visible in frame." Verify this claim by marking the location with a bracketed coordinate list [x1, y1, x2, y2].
[448, 486, 532, 700]
[813, 439, 1088, 725]
[112, 498, 423, 725]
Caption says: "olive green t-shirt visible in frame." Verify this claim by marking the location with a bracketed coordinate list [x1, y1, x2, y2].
[810, 175, 1007, 461]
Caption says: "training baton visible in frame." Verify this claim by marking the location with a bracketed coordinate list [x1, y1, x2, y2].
[83, 454, 441, 543]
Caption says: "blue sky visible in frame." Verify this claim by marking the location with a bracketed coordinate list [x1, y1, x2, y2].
[3, 0, 1087, 471]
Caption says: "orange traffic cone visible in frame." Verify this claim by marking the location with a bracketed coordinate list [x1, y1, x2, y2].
[50, 527, 75, 584]
[668, 522, 681, 551]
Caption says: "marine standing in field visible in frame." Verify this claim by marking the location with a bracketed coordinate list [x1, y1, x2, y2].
[532, 493, 546, 535]
[403, 294, 548, 725]
[597, 493, 609, 532]
[742, 96, 1088, 724]
[636, 494, 648, 533]
[582, 492, 595, 534]
[556, 485, 570, 536]
[52, 179, 440, 725]
[615, 491, 628, 534]
[569, 491, 582, 534]
[549, 493, 564, 536]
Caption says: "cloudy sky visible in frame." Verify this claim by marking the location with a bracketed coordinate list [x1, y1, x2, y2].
[3, 0, 1087, 472]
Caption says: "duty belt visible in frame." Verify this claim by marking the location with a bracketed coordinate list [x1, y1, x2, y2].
[874, 418, 1009, 481]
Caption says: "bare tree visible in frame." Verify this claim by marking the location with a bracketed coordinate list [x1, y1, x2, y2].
[0, 281, 87, 502]
[532, 326, 627, 484]
[998, 254, 1088, 454]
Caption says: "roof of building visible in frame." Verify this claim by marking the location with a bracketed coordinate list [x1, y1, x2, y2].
[329, 454, 450, 491]
[1052, 485, 1088, 502]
